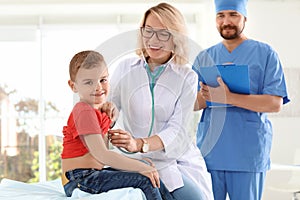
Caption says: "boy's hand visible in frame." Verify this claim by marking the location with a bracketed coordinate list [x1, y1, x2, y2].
[140, 166, 160, 188]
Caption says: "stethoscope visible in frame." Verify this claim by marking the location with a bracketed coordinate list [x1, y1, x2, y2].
[118, 55, 174, 154]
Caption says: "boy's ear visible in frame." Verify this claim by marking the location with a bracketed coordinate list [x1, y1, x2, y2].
[68, 80, 78, 92]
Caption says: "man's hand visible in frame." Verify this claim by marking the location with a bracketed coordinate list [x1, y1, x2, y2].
[200, 77, 231, 104]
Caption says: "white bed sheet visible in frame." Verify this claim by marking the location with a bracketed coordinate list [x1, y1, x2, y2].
[0, 178, 146, 200]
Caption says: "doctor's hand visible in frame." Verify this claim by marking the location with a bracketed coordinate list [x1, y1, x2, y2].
[200, 77, 232, 104]
[100, 102, 119, 123]
[109, 129, 140, 152]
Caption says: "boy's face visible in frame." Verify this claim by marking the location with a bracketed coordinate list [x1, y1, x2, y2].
[71, 66, 109, 107]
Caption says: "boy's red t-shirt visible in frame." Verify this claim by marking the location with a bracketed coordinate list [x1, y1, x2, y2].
[61, 102, 111, 159]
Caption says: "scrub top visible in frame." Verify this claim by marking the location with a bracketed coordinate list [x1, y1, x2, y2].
[192, 39, 290, 172]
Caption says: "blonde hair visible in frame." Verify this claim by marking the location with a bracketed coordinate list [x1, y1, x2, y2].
[69, 50, 107, 81]
[136, 2, 189, 65]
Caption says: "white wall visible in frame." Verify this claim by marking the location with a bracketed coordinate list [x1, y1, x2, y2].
[247, 1, 300, 69]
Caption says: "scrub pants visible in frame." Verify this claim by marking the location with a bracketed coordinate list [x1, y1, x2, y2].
[209, 170, 266, 200]
[63, 168, 170, 200]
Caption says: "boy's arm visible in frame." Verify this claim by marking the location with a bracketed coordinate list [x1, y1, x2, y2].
[81, 134, 160, 188]
[103, 134, 109, 149]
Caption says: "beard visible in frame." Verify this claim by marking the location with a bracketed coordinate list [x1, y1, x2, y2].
[219, 24, 241, 40]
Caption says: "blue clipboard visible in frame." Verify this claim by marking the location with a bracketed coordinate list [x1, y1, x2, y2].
[199, 64, 250, 107]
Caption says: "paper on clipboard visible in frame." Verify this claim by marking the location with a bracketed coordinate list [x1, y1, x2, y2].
[199, 64, 250, 107]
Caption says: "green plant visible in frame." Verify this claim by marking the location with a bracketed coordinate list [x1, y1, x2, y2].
[29, 140, 62, 183]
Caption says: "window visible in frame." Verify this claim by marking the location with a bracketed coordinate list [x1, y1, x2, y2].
[0, 5, 201, 182]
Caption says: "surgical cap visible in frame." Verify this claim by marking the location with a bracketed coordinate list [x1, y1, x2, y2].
[214, 0, 248, 17]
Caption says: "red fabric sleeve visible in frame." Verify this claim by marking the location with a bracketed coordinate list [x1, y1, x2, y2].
[72, 102, 111, 137]
[94, 109, 111, 135]
[61, 102, 111, 159]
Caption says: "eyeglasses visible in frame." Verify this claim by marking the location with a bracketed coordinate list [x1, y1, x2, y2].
[140, 27, 172, 42]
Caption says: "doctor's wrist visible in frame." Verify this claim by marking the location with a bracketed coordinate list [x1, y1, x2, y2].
[136, 138, 143, 153]
[140, 138, 149, 153]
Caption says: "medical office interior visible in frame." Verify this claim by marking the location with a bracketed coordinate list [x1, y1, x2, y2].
[0, 0, 299, 199]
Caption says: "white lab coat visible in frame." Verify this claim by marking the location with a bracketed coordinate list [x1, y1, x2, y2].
[109, 56, 213, 200]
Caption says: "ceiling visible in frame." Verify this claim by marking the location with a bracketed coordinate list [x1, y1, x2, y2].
[0, 0, 205, 26]
[0, 0, 296, 26]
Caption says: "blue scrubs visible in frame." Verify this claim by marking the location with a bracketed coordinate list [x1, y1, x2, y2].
[192, 39, 290, 200]
[209, 170, 266, 200]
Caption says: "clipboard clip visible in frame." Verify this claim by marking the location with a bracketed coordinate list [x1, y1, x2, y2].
[216, 63, 236, 68]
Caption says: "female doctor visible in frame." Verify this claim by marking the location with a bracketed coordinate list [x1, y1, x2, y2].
[108, 3, 213, 200]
